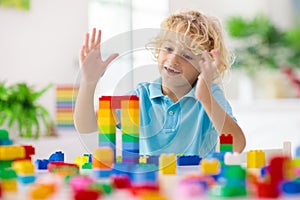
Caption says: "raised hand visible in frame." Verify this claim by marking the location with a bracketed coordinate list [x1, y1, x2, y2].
[80, 28, 119, 84]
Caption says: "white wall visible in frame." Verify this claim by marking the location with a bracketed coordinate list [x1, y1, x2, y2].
[0, 0, 88, 118]
[169, 0, 295, 29]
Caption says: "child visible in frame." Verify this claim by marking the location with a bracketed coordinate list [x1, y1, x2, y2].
[74, 10, 246, 157]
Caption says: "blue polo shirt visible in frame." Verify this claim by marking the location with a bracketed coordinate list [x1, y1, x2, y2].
[120, 78, 236, 157]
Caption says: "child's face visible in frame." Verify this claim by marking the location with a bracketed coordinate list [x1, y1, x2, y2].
[157, 38, 201, 88]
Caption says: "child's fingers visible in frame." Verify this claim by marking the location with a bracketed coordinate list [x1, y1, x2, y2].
[96, 30, 101, 46]
[84, 33, 90, 54]
[90, 28, 96, 48]
[80, 46, 86, 64]
[210, 49, 221, 67]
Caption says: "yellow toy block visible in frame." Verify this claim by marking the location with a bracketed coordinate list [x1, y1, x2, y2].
[12, 160, 34, 175]
[93, 147, 114, 169]
[97, 117, 116, 126]
[29, 183, 56, 200]
[121, 109, 139, 125]
[200, 158, 220, 175]
[0, 146, 25, 160]
[159, 154, 176, 174]
[98, 109, 114, 118]
[74, 155, 89, 168]
[139, 155, 148, 164]
[2, 179, 17, 192]
[247, 150, 266, 168]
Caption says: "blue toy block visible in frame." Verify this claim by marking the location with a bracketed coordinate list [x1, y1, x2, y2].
[93, 169, 112, 178]
[35, 159, 49, 170]
[112, 163, 135, 175]
[207, 152, 226, 163]
[147, 155, 159, 165]
[260, 166, 269, 177]
[122, 141, 139, 151]
[49, 151, 64, 162]
[0, 139, 13, 145]
[177, 155, 201, 166]
[130, 164, 158, 184]
[18, 175, 36, 184]
[281, 181, 300, 194]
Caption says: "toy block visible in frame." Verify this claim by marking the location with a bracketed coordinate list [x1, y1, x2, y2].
[48, 162, 79, 177]
[97, 117, 116, 126]
[121, 99, 139, 109]
[121, 112, 139, 126]
[122, 150, 140, 164]
[121, 108, 139, 119]
[22, 145, 35, 160]
[88, 182, 113, 195]
[200, 158, 220, 175]
[93, 168, 113, 178]
[122, 141, 139, 150]
[0, 160, 12, 170]
[35, 159, 49, 170]
[69, 176, 94, 192]
[224, 152, 243, 165]
[1, 179, 17, 192]
[122, 133, 139, 142]
[247, 150, 266, 168]
[93, 147, 114, 169]
[177, 155, 201, 166]
[159, 154, 177, 174]
[98, 125, 116, 133]
[98, 133, 116, 142]
[147, 156, 159, 165]
[121, 125, 139, 134]
[110, 174, 131, 189]
[222, 165, 246, 179]
[99, 95, 139, 109]
[98, 109, 114, 118]
[268, 156, 290, 185]
[219, 133, 233, 144]
[98, 141, 116, 150]
[73, 189, 101, 200]
[49, 151, 64, 162]
[256, 181, 280, 198]
[12, 160, 35, 175]
[29, 183, 57, 200]
[131, 164, 158, 185]
[0, 129, 9, 139]
[74, 155, 89, 168]
[139, 156, 148, 164]
[82, 162, 92, 169]
[0, 146, 25, 160]
[0, 139, 13, 145]
[220, 144, 233, 152]
[18, 175, 36, 184]
[281, 181, 300, 194]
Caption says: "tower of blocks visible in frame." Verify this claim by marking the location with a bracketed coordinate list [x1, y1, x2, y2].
[56, 85, 79, 128]
[220, 133, 233, 152]
[98, 95, 139, 164]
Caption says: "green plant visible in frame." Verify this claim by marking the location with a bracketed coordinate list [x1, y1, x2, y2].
[226, 15, 300, 74]
[0, 82, 53, 139]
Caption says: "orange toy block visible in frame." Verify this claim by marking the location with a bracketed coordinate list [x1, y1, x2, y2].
[92, 147, 114, 169]
[200, 158, 220, 175]
[159, 154, 176, 174]
[247, 150, 266, 168]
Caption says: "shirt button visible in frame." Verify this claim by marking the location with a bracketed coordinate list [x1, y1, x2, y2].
[168, 111, 174, 115]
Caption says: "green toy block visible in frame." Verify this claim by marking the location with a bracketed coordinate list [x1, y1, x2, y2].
[82, 162, 92, 169]
[122, 125, 139, 134]
[98, 134, 116, 142]
[0, 169, 17, 179]
[98, 125, 116, 134]
[0, 160, 12, 170]
[122, 133, 139, 142]
[220, 144, 233, 152]
[209, 185, 247, 197]
[0, 129, 9, 139]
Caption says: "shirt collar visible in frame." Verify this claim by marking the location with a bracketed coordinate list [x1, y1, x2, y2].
[149, 78, 197, 100]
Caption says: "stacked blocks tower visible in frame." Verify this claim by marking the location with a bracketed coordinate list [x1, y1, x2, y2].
[98, 95, 139, 164]
[56, 85, 79, 128]
[220, 133, 233, 152]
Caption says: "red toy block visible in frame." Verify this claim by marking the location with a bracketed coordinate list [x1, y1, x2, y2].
[99, 95, 139, 109]
[268, 156, 290, 185]
[219, 133, 233, 144]
[111, 174, 131, 189]
[73, 189, 101, 200]
[256, 181, 279, 198]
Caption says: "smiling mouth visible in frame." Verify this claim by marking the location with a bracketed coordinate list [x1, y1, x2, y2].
[164, 65, 181, 75]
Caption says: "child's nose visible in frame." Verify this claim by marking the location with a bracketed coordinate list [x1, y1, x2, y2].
[168, 52, 180, 65]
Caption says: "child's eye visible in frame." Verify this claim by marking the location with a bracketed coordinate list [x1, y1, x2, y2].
[183, 54, 193, 60]
[164, 46, 173, 52]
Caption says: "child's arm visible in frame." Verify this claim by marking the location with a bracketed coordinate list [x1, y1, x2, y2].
[74, 28, 118, 133]
[196, 50, 246, 153]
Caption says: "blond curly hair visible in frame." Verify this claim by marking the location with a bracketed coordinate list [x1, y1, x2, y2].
[147, 10, 232, 76]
